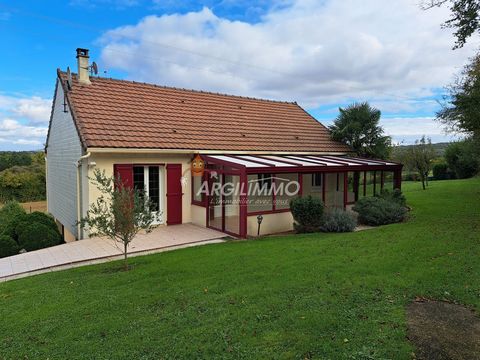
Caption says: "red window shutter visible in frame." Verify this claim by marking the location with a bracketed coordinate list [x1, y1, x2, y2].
[113, 164, 133, 189]
[166, 164, 183, 225]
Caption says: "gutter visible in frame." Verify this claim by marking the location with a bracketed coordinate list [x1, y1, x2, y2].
[76, 152, 91, 240]
[86, 147, 351, 156]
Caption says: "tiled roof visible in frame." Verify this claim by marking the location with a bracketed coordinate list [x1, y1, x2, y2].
[57, 70, 351, 153]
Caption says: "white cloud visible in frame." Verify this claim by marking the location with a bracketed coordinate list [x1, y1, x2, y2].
[0, 119, 47, 138]
[0, 95, 50, 150]
[381, 117, 445, 136]
[319, 115, 458, 144]
[99, 0, 478, 111]
[13, 139, 43, 146]
[12, 96, 51, 124]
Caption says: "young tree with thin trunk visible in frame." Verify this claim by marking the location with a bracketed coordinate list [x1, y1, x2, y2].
[80, 169, 157, 270]
[404, 136, 436, 190]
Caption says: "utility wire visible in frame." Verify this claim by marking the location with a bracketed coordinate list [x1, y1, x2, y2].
[0, 3, 445, 102]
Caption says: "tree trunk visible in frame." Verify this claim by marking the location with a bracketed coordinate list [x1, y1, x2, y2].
[421, 175, 426, 190]
[123, 242, 128, 271]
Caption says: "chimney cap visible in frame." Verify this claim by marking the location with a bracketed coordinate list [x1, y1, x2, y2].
[76, 48, 89, 58]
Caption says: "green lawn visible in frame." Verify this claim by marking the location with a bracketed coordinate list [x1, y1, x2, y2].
[0, 179, 479, 359]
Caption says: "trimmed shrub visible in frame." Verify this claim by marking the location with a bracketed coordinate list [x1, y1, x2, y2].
[376, 189, 407, 207]
[19, 212, 59, 235]
[321, 209, 357, 233]
[18, 223, 62, 252]
[432, 163, 450, 180]
[353, 197, 407, 226]
[0, 235, 19, 258]
[0, 201, 26, 238]
[290, 196, 324, 233]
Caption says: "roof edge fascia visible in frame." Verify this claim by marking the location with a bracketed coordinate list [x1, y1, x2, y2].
[86, 148, 351, 156]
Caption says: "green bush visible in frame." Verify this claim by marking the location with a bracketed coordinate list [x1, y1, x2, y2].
[445, 140, 479, 179]
[432, 163, 450, 180]
[353, 197, 407, 226]
[15, 212, 61, 243]
[376, 189, 407, 207]
[0, 235, 19, 258]
[321, 209, 357, 233]
[290, 196, 324, 233]
[22, 212, 59, 233]
[0, 201, 26, 238]
[18, 223, 62, 252]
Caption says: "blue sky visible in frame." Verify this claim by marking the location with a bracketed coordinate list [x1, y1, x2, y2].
[0, 0, 477, 150]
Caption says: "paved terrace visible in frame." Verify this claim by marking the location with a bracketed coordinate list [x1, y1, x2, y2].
[0, 224, 226, 282]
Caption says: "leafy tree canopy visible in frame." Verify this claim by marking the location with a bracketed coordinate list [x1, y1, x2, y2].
[329, 102, 391, 159]
[402, 136, 436, 190]
[437, 53, 480, 143]
[423, 0, 480, 49]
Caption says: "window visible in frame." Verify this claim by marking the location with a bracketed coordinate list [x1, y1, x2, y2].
[382, 171, 394, 191]
[311, 173, 322, 188]
[366, 171, 376, 196]
[275, 173, 299, 210]
[248, 174, 273, 213]
[148, 166, 160, 212]
[133, 166, 145, 195]
[192, 175, 205, 204]
[258, 173, 272, 191]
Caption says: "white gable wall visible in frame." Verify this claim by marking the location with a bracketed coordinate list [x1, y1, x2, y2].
[46, 81, 83, 240]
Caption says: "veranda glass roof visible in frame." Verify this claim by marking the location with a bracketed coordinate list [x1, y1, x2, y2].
[202, 154, 400, 173]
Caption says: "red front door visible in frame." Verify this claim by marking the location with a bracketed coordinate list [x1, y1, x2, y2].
[166, 164, 183, 225]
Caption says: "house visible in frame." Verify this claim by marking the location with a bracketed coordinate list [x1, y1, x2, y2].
[45, 48, 402, 241]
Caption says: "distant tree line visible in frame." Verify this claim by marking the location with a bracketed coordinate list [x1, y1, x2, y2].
[0, 152, 45, 203]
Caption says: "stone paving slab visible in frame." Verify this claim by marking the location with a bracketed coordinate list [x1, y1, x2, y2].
[0, 224, 226, 282]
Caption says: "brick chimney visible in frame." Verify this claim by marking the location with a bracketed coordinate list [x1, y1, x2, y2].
[76, 48, 91, 85]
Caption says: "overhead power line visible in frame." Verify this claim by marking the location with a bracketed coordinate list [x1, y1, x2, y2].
[0, 3, 446, 102]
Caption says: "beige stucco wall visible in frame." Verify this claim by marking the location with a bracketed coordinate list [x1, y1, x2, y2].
[64, 226, 77, 243]
[247, 211, 294, 237]
[83, 152, 194, 238]
[191, 204, 206, 227]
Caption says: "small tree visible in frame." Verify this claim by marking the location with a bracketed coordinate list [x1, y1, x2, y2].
[404, 136, 436, 190]
[80, 169, 157, 270]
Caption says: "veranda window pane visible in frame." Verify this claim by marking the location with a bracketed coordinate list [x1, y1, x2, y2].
[247, 174, 273, 213]
[358, 171, 366, 199]
[192, 175, 203, 202]
[302, 173, 323, 200]
[224, 175, 240, 235]
[366, 171, 377, 196]
[275, 173, 300, 210]
[208, 176, 222, 230]
[383, 171, 394, 191]
[347, 172, 356, 203]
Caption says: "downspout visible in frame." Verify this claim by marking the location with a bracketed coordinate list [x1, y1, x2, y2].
[76, 152, 91, 239]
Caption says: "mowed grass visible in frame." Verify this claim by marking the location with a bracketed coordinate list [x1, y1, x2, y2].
[0, 179, 479, 359]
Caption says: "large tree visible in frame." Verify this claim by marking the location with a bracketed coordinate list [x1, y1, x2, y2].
[437, 53, 480, 144]
[422, 0, 480, 49]
[329, 102, 391, 159]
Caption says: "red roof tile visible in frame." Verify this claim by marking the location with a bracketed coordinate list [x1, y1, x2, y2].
[57, 70, 351, 153]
